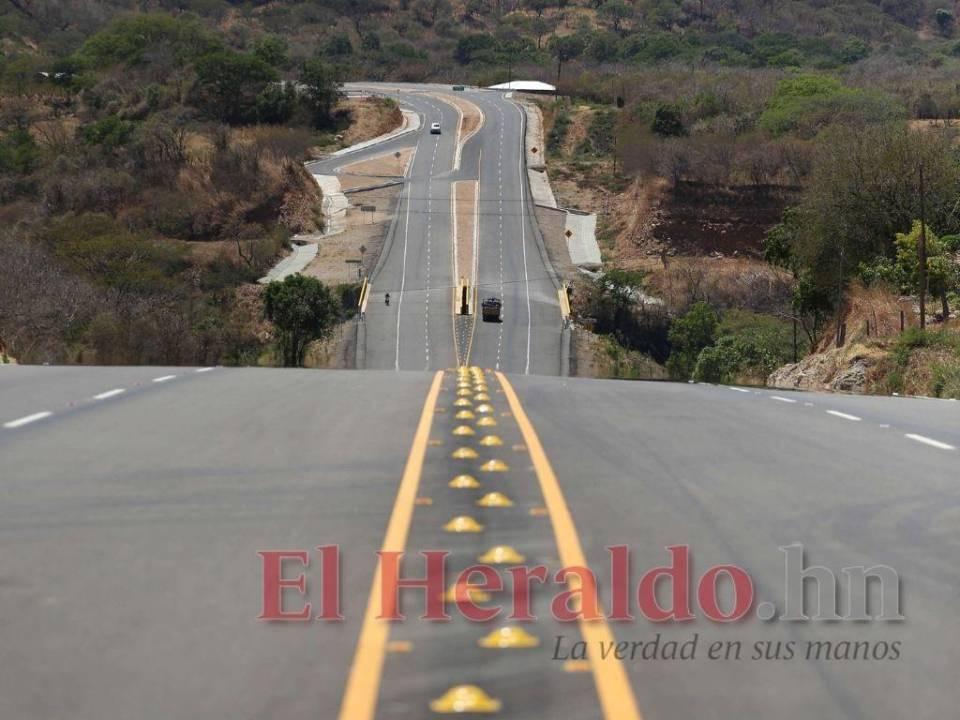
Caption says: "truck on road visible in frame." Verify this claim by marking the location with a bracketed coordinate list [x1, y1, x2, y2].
[481, 297, 502, 322]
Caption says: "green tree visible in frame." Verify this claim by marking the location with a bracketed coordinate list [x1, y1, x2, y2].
[79, 116, 137, 151]
[325, 33, 354, 56]
[693, 311, 797, 383]
[78, 14, 220, 68]
[935, 8, 955, 37]
[255, 82, 297, 124]
[299, 58, 342, 129]
[598, 0, 632, 33]
[759, 74, 904, 137]
[548, 34, 584, 88]
[253, 35, 290, 68]
[652, 104, 687, 137]
[193, 51, 277, 125]
[455, 33, 498, 64]
[894, 220, 957, 318]
[667, 302, 718, 379]
[0, 127, 40, 174]
[774, 125, 960, 317]
[263, 275, 342, 367]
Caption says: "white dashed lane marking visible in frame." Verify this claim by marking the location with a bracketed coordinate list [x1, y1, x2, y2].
[152, 375, 177, 383]
[770, 396, 797, 404]
[826, 410, 861, 422]
[905, 434, 956, 451]
[93, 388, 126, 400]
[3, 412, 53, 429]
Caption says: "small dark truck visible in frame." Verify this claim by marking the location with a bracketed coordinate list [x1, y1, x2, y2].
[481, 297, 502, 322]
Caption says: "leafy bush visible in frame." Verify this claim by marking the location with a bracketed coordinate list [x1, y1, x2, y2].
[759, 74, 904, 136]
[547, 109, 571, 153]
[455, 34, 498, 64]
[78, 14, 221, 68]
[263, 274, 342, 367]
[693, 311, 798, 383]
[577, 110, 616, 156]
[666, 302, 718, 379]
[192, 50, 278, 125]
[621, 32, 690, 64]
[79, 117, 137, 150]
[652, 104, 687, 137]
[0, 127, 40, 174]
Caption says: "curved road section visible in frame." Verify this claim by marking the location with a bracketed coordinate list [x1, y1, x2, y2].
[315, 83, 563, 375]
[2, 91, 958, 720]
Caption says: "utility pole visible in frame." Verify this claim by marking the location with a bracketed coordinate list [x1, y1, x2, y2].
[918, 161, 928, 330]
[835, 246, 845, 348]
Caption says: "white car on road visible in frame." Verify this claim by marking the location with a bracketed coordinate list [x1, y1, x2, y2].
[430, 122, 441, 134]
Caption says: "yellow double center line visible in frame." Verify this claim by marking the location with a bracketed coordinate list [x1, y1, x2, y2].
[337, 370, 642, 720]
[497, 372, 642, 720]
[337, 371, 443, 720]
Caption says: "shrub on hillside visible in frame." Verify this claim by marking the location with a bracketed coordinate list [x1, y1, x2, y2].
[666, 302, 718, 379]
[759, 74, 904, 137]
[263, 274, 342, 367]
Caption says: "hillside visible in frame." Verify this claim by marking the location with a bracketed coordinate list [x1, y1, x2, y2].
[1, 1, 958, 388]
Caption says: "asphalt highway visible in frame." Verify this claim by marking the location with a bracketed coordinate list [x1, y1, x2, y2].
[1, 365, 957, 719]
[312, 83, 563, 374]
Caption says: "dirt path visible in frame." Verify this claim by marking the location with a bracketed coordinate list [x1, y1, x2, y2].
[301, 185, 402, 286]
[337, 147, 414, 191]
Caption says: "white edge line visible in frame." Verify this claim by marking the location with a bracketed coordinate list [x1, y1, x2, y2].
[905, 433, 956, 450]
[826, 410, 861, 421]
[152, 375, 177, 383]
[93, 388, 125, 400]
[4, 411, 53, 429]
[517, 102, 532, 375]
[395, 165, 414, 371]
[473, 153, 480, 290]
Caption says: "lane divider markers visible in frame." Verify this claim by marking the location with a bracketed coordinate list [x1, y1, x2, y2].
[152, 375, 177, 383]
[4, 411, 53, 429]
[770, 396, 797, 404]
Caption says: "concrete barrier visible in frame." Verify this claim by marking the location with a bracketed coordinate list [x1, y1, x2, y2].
[564, 209, 602, 270]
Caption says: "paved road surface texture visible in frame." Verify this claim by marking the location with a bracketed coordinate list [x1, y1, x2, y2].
[1, 363, 957, 719]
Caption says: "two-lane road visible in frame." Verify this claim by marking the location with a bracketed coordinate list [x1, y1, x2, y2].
[333, 83, 563, 374]
[1, 364, 957, 719]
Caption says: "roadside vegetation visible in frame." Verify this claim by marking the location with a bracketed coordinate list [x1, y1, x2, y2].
[0, 12, 379, 365]
[2, 1, 959, 387]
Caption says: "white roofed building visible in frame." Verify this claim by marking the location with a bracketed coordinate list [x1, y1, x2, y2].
[487, 80, 556, 94]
